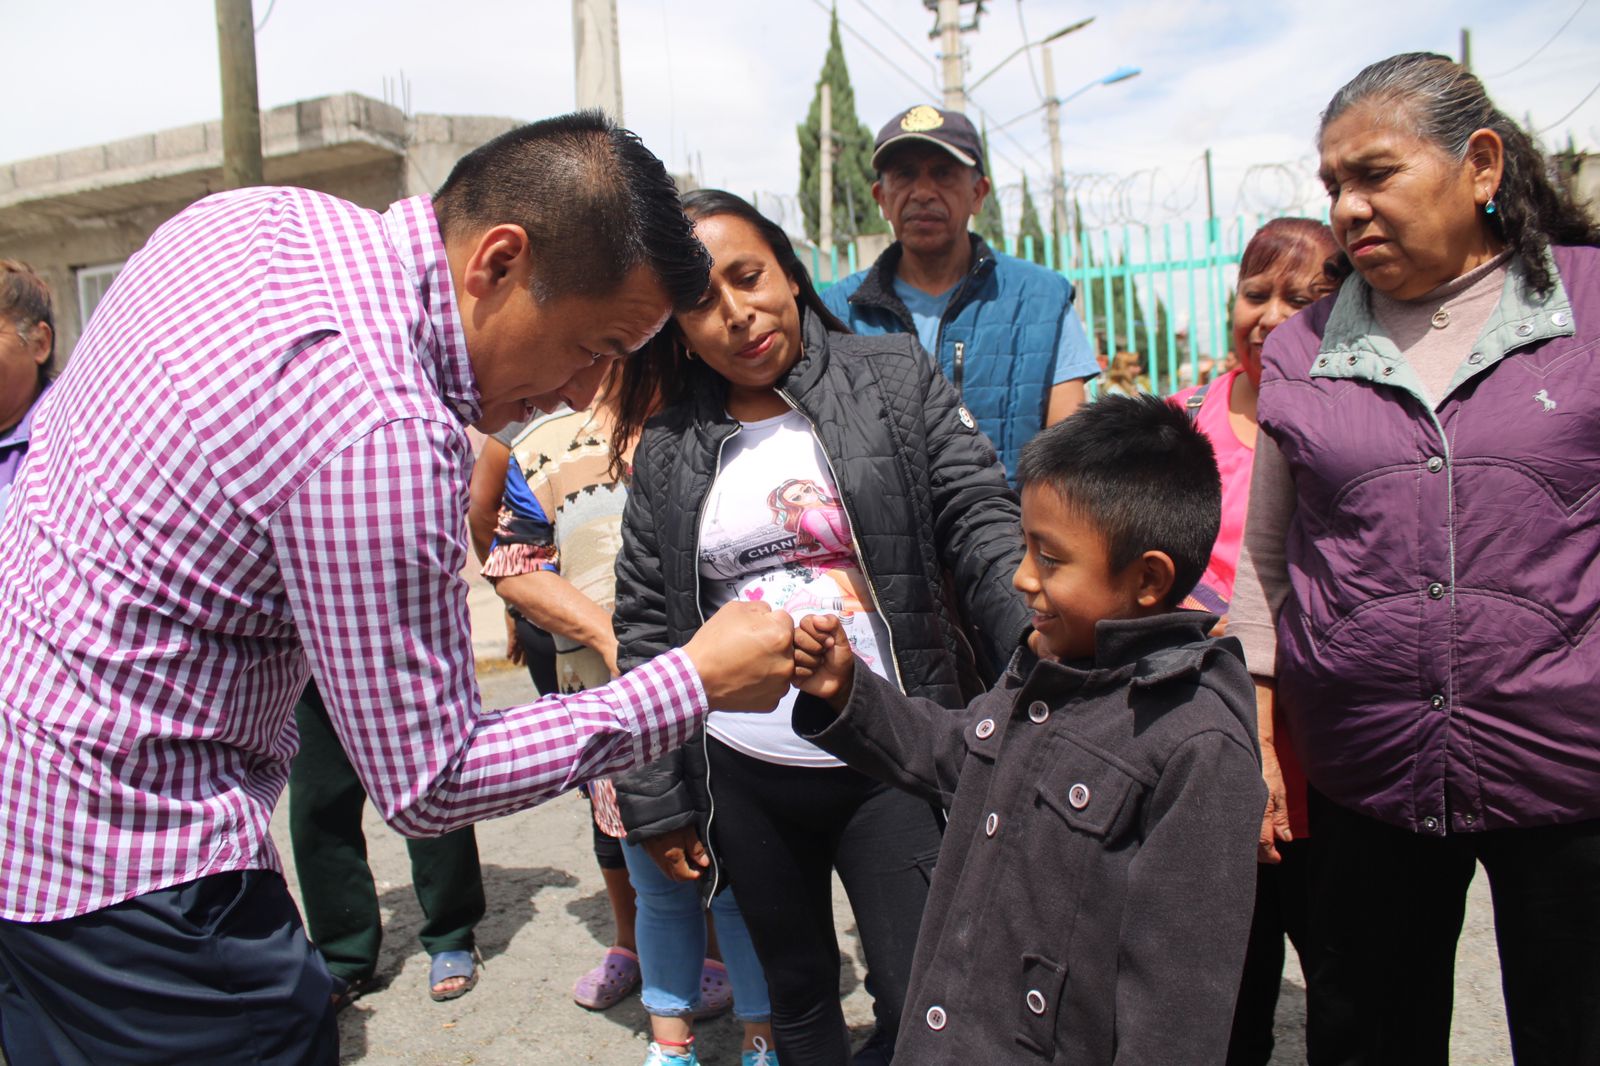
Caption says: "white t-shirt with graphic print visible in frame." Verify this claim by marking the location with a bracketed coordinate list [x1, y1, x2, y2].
[700, 410, 895, 767]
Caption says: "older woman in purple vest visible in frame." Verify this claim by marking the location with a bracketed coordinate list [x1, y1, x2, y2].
[1231, 53, 1600, 1066]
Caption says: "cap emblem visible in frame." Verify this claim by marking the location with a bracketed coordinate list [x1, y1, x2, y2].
[901, 105, 944, 132]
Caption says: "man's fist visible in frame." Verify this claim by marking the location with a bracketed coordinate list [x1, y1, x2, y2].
[683, 600, 795, 710]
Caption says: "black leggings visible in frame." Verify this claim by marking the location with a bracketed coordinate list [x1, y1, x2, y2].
[707, 738, 942, 1066]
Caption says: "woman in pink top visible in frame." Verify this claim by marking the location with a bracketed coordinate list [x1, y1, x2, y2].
[1172, 217, 1343, 1066]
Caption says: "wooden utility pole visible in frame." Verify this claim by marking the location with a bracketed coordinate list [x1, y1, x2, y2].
[215, 0, 263, 189]
[820, 83, 834, 270]
[936, 0, 966, 112]
[574, 0, 625, 120]
[1042, 47, 1067, 265]
[1460, 27, 1472, 71]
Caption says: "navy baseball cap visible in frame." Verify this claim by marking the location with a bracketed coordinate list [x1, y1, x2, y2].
[872, 104, 984, 174]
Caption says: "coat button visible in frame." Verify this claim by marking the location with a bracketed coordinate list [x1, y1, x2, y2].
[1026, 989, 1047, 1015]
[1431, 308, 1451, 329]
[1317, 357, 1328, 368]
[1347, 355, 1359, 366]
[1468, 351, 1484, 364]
[1068, 783, 1090, 809]
[1464, 813, 1477, 826]
[975, 718, 995, 739]
[1430, 694, 1445, 710]
[1423, 816, 1440, 831]
[1552, 311, 1570, 327]
[1028, 701, 1050, 724]
[926, 1005, 947, 1030]
[1516, 323, 1534, 337]
[1427, 582, 1445, 599]
[985, 812, 999, 837]
[1381, 365, 1394, 376]
[1426, 456, 1444, 473]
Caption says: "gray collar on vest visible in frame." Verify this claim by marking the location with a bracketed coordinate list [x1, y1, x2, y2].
[1311, 247, 1574, 405]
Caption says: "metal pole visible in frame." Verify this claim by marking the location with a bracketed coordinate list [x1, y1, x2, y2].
[820, 83, 834, 273]
[938, 0, 965, 112]
[1204, 147, 1216, 227]
[214, 0, 262, 189]
[1459, 27, 1472, 71]
[573, 0, 624, 120]
[1043, 48, 1067, 268]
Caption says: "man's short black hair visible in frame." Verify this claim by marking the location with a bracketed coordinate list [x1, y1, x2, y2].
[433, 110, 710, 312]
[1016, 394, 1221, 607]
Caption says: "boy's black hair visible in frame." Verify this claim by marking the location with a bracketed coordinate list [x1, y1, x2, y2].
[1015, 394, 1221, 607]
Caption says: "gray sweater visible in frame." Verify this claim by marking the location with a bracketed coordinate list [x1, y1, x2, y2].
[794, 612, 1266, 1064]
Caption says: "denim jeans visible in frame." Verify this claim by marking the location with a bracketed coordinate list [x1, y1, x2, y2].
[622, 839, 771, 1022]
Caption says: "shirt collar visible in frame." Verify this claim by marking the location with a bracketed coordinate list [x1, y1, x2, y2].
[382, 196, 480, 425]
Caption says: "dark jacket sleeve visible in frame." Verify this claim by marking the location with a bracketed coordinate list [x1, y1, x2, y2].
[794, 667, 1002, 808]
[916, 353, 1032, 676]
[1112, 724, 1266, 1065]
[610, 428, 698, 841]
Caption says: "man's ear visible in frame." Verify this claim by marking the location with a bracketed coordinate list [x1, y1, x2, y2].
[460, 224, 532, 301]
[26, 321, 52, 368]
[1133, 550, 1177, 609]
[971, 173, 993, 216]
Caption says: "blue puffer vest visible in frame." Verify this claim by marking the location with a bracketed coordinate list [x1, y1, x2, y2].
[823, 235, 1071, 479]
[1258, 244, 1600, 836]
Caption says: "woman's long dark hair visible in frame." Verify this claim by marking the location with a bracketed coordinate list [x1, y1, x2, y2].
[611, 189, 850, 468]
[1321, 52, 1600, 295]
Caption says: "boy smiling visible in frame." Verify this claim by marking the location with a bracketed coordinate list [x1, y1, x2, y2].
[792, 395, 1266, 1064]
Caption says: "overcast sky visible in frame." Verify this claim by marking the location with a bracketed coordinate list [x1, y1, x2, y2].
[8, 0, 1599, 236]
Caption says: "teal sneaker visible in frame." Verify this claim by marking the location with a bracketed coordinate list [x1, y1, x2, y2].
[742, 1036, 779, 1066]
[643, 1039, 698, 1066]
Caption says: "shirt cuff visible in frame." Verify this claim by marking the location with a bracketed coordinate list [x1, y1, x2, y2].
[613, 647, 709, 765]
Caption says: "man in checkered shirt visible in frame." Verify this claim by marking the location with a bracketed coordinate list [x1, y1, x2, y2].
[0, 112, 796, 1064]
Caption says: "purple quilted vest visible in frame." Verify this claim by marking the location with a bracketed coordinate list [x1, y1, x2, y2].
[1258, 245, 1600, 835]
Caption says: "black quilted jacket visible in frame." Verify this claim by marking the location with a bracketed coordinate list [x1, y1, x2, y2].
[612, 309, 1030, 896]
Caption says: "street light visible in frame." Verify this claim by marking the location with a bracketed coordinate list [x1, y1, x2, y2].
[1059, 64, 1141, 105]
[966, 16, 1095, 94]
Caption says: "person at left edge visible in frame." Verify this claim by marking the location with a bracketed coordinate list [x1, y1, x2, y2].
[0, 112, 797, 1065]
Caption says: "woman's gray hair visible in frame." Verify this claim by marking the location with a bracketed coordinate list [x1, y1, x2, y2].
[1321, 52, 1599, 295]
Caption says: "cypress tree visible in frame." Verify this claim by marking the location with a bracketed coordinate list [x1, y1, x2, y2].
[797, 8, 887, 244]
[974, 125, 1006, 246]
[1017, 175, 1047, 265]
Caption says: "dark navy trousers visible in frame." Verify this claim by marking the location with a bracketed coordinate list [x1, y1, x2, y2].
[0, 870, 337, 1065]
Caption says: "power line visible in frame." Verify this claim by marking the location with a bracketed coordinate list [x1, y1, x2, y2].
[1540, 72, 1600, 133]
[852, 0, 938, 73]
[807, 0, 941, 101]
[1012, 0, 1046, 102]
[1485, 0, 1588, 78]
[253, 0, 278, 32]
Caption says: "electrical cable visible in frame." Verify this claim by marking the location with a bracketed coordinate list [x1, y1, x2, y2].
[852, 0, 938, 71]
[1013, 0, 1047, 101]
[1484, 0, 1588, 78]
[1539, 72, 1600, 133]
[254, 0, 278, 32]
[807, 0, 941, 100]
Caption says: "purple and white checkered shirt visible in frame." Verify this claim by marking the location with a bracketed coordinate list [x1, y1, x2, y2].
[0, 189, 704, 922]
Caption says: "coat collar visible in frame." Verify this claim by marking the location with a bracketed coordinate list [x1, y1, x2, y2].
[1007, 611, 1231, 694]
[1312, 246, 1574, 405]
[848, 234, 998, 331]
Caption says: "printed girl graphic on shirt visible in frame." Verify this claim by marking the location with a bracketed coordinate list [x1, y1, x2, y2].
[768, 479, 851, 558]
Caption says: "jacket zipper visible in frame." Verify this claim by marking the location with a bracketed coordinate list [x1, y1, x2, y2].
[693, 423, 740, 902]
[934, 252, 987, 396]
[776, 389, 908, 694]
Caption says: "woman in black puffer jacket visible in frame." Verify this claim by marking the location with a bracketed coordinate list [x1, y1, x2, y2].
[610, 190, 1028, 1066]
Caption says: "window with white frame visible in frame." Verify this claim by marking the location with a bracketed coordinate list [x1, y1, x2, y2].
[76, 262, 125, 329]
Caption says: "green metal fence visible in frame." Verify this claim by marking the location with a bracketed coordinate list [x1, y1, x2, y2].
[811, 215, 1310, 396]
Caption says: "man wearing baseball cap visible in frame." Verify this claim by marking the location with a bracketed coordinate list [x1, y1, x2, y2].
[822, 104, 1098, 481]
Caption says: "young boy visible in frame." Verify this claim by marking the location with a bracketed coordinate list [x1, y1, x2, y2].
[791, 394, 1266, 1065]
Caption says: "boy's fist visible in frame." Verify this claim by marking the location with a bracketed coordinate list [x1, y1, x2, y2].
[793, 613, 856, 708]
